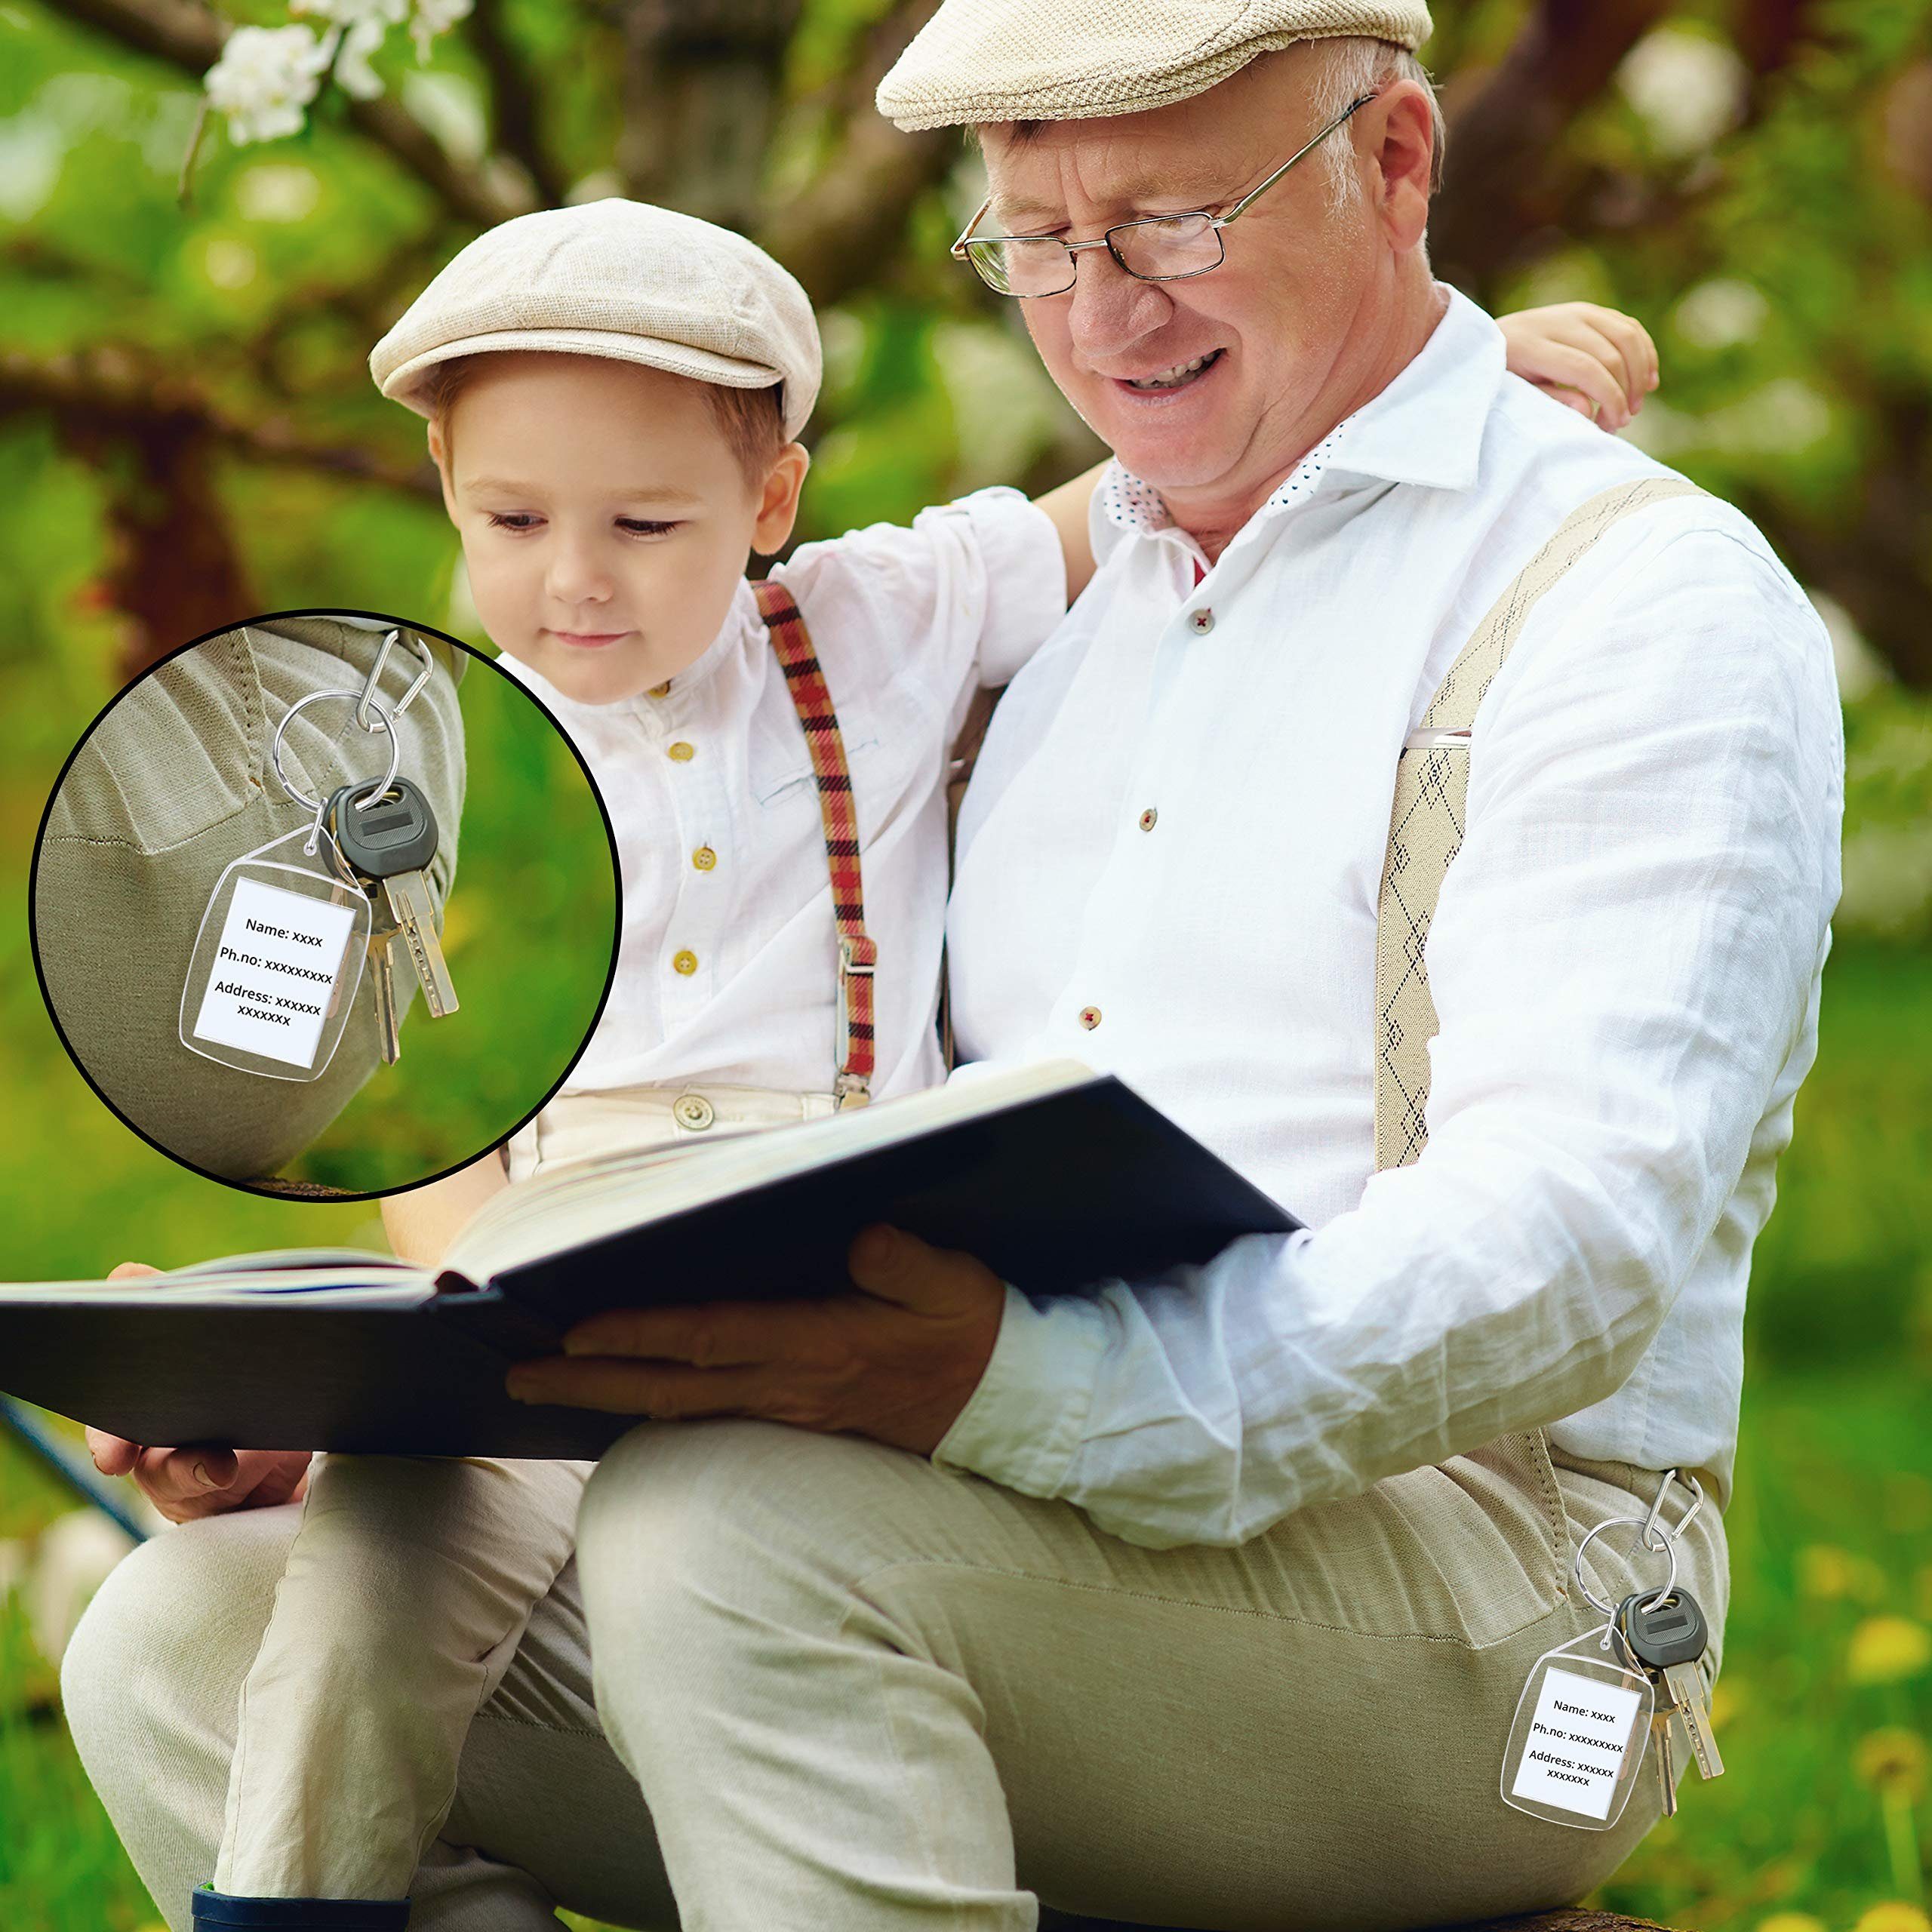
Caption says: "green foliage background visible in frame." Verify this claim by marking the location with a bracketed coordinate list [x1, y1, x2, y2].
[1, 0, 1929, 1927]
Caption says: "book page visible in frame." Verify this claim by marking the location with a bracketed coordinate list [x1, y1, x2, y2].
[442, 1060, 1098, 1286]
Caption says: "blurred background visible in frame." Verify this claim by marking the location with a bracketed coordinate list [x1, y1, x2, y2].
[0, 0, 1927, 1926]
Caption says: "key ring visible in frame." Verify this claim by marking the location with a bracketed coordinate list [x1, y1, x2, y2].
[270, 691, 399, 861]
[1573, 1513, 1679, 1620]
[353, 629, 436, 734]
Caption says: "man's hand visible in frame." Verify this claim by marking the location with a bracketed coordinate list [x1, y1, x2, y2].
[505, 1225, 1007, 1457]
[85, 1263, 313, 1525]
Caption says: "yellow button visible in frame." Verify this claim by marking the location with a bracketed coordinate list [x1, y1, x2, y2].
[667, 741, 695, 762]
[1138, 808, 1158, 832]
[649, 680, 672, 698]
[672, 1093, 715, 1131]
[1078, 1005, 1101, 1030]
[672, 949, 699, 976]
[692, 845, 717, 871]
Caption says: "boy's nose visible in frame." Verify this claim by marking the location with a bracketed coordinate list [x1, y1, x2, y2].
[545, 537, 614, 606]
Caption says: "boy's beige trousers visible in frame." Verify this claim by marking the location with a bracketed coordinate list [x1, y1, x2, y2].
[63, 1404, 1724, 1930]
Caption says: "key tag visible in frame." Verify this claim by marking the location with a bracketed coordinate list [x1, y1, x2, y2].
[177, 692, 395, 1082]
[1500, 1512, 1678, 1830]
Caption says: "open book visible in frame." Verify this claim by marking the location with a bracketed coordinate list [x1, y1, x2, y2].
[0, 1062, 1299, 1457]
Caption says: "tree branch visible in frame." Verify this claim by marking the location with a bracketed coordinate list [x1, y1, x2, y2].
[0, 345, 438, 498]
[1429, 0, 1679, 290]
[41, 0, 531, 227]
[758, 0, 958, 309]
[463, 0, 569, 208]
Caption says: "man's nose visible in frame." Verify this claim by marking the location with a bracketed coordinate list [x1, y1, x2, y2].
[1063, 245, 1176, 365]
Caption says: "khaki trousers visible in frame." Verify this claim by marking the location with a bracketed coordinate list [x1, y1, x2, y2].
[205, 1084, 839, 1902]
[63, 1414, 1725, 1932]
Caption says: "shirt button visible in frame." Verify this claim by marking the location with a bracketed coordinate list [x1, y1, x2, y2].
[672, 1093, 715, 1131]
[1078, 1006, 1101, 1030]
[667, 741, 695, 762]
[648, 681, 672, 698]
[692, 845, 717, 871]
[1189, 608, 1214, 635]
[1138, 808, 1158, 832]
[672, 949, 699, 976]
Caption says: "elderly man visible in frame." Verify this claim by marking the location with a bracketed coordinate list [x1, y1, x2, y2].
[63, 4, 1841, 1929]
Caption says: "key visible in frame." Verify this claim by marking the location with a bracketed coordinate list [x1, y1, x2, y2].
[327, 778, 460, 1021]
[1647, 1704, 1678, 1817]
[366, 921, 402, 1064]
[1619, 1588, 1725, 1783]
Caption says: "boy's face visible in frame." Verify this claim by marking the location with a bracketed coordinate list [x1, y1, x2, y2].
[431, 353, 807, 706]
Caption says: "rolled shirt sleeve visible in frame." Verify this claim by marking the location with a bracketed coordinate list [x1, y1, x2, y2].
[934, 527, 1844, 1549]
[786, 486, 1069, 718]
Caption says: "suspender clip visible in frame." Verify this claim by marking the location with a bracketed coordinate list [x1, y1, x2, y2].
[834, 1071, 872, 1109]
[838, 935, 877, 976]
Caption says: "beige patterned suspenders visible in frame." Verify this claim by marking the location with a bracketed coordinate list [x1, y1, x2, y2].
[1373, 477, 1706, 1174]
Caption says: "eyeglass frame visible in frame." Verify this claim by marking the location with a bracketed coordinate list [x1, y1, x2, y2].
[949, 91, 1380, 298]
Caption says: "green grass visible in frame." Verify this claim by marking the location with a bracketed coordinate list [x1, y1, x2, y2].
[2, 940, 1927, 1931]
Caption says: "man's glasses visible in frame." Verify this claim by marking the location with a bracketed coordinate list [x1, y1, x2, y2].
[951, 92, 1379, 300]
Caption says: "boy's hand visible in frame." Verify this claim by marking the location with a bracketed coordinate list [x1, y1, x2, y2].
[85, 1263, 313, 1524]
[1498, 302, 1659, 431]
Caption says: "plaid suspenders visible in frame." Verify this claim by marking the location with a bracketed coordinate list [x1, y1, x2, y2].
[753, 579, 878, 1109]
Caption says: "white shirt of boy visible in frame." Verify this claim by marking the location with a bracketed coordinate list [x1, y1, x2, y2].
[502, 485, 1067, 1107]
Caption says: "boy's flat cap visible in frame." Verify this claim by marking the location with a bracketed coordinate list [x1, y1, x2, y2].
[876, 0, 1432, 130]
[370, 198, 821, 441]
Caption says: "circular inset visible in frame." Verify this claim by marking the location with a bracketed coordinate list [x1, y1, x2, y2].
[29, 609, 620, 1198]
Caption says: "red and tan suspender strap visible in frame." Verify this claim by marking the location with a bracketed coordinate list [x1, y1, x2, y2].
[753, 578, 877, 1109]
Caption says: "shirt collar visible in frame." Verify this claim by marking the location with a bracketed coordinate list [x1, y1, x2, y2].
[1093, 284, 1506, 553]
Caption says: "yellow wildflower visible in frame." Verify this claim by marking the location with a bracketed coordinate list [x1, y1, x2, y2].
[1755, 1915, 1828, 1932]
[1853, 1906, 1932, 1932]
[1799, 1544, 1886, 1602]
[1848, 1617, 1932, 1686]
[1854, 1728, 1929, 1800]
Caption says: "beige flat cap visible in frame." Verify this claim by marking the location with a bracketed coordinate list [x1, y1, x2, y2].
[877, 0, 1432, 130]
[371, 198, 822, 441]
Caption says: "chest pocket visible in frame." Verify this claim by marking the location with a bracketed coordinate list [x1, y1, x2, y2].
[747, 674, 933, 822]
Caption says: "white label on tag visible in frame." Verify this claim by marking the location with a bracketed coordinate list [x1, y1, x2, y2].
[189, 876, 358, 1070]
[1508, 1665, 1643, 1821]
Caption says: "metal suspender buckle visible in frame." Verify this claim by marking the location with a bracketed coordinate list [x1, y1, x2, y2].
[834, 1069, 872, 1109]
[1402, 728, 1472, 751]
[838, 935, 876, 974]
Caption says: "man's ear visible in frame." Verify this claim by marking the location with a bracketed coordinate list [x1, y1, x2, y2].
[1367, 78, 1434, 254]
[752, 442, 811, 555]
[426, 419, 459, 522]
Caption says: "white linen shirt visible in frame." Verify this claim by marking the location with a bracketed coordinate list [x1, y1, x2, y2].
[939, 286, 1844, 1549]
[506, 488, 1066, 1103]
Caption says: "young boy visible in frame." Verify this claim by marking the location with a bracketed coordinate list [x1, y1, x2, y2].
[183, 198, 1657, 1930]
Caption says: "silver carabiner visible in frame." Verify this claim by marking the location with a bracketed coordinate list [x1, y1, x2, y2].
[355, 629, 437, 734]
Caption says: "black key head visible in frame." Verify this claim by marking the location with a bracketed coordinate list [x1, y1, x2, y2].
[326, 777, 439, 881]
[1617, 1587, 1709, 1669]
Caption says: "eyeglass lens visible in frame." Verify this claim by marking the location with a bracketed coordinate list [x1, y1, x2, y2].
[969, 213, 1224, 296]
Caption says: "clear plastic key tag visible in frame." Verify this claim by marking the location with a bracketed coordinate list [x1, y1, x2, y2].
[177, 690, 394, 1081]
[1500, 1623, 1654, 1829]
[1500, 1503, 1682, 1830]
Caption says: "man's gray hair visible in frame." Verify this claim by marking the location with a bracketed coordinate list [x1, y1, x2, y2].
[1310, 36, 1446, 214]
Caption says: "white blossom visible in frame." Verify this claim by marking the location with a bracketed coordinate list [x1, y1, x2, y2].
[1617, 28, 1747, 160]
[411, 0, 474, 63]
[204, 23, 331, 145]
[291, 0, 408, 27]
[332, 14, 390, 98]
